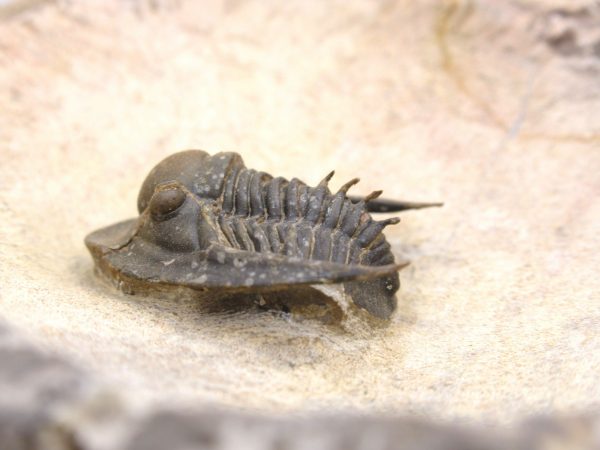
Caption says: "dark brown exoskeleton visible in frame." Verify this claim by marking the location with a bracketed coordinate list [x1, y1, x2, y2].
[85, 151, 441, 319]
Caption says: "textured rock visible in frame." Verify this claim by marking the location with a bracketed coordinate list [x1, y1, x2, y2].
[0, 0, 599, 435]
[0, 320, 498, 449]
[0, 321, 84, 450]
[3, 320, 600, 449]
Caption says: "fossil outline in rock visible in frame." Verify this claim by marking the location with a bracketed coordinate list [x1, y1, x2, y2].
[85, 150, 441, 319]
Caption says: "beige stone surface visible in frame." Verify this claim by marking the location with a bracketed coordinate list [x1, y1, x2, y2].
[0, 0, 599, 425]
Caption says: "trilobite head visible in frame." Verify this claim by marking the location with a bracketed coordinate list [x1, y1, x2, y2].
[137, 150, 243, 213]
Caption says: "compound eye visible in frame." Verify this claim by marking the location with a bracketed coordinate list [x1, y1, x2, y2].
[149, 187, 186, 220]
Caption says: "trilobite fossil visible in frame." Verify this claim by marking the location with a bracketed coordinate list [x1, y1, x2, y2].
[85, 151, 440, 320]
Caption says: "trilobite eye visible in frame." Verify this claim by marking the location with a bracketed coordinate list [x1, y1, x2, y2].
[149, 187, 186, 220]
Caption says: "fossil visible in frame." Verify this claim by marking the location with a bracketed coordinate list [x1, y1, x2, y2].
[85, 151, 440, 319]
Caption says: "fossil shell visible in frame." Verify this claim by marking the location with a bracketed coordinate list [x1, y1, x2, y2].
[85, 150, 440, 319]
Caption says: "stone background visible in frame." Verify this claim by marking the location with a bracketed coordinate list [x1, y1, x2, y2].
[1, 0, 599, 437]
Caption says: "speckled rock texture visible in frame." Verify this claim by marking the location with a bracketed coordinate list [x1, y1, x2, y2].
[0, 0, 599, 441]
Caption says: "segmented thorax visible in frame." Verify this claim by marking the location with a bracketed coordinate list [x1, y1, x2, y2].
[210, 155, 398, 268]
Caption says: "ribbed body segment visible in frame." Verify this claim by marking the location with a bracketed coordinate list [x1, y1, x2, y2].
[215, 166, 397, 268]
